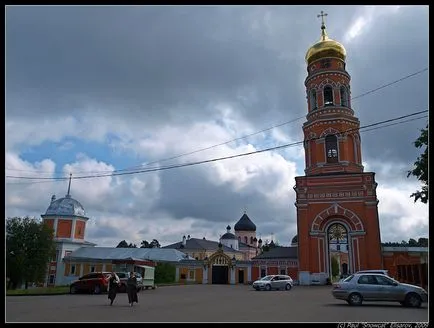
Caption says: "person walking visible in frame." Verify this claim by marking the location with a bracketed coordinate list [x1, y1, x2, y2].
[107, 272, 120, 306]
[127, 272, 139, 307]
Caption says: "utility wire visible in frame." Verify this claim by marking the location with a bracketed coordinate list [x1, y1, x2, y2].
[6, 109, 428, 183]
[5, 114, 426, 186]
[5, 67, 428, 176]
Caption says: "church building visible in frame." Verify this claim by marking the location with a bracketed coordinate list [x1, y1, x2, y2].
[37, 13, 427, 290]
[41, 174, 96, 286]
[294, 12, 383, 285]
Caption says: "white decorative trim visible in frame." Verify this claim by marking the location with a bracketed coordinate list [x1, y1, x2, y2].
[352, 238, 356, 273]
[54, 218, 58, 237]
[71, 219, 77, 240]
[309, 231, 326, 236]
[311, 203, 365, 232]
[320, 127, 341, 138]
[357, 238, 360, 271]
[349, 231, 366, 236]
[318, 238, 321, 272]
[321, 238, 326, 272]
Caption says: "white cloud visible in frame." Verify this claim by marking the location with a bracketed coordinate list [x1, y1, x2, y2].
[344, 6, 402, 43]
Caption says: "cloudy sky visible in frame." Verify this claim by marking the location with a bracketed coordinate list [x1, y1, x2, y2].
[5, 5, 429, 248]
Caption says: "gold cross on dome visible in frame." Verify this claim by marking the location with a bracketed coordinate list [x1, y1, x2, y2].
[317, 10, 328, 26]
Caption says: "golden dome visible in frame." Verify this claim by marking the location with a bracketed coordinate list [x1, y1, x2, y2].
[305, 24, 346, 65]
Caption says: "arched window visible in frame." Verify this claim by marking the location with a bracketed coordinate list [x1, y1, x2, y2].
[327, 223, 349, 277]
[238, 236, 241, 242]
[340, 86, 348, 107]
[250, 236, 254, 244]
[324, 86, 333, 106]
[325, 135, 338, 163]
[310, 89, 317, 110]
[244, 236, 248, 244]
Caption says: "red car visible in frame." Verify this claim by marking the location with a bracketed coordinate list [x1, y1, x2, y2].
[70, 272, 111, 294]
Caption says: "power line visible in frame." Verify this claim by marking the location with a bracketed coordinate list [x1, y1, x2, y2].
[6, 109, 428, 183]
[5, 67, 428, 176]
[350, 68, 428, 101]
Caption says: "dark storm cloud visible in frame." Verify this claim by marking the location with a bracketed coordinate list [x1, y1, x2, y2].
[87, 224, 123, 239]
[6, 6, 298, 126]
[6, 6, 428, 159]
[155, 165, 295, 228]
[345, 6, 428, 165]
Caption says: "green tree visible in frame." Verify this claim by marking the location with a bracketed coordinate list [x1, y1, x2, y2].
[408, 238, 418, 247]
[115, 240, 137, 248]
[407, 124, 428, 203]
[116, 240, 129, 248]
[331, 256, 339, 277]
[154, 262, 176, 284]
[140, 240, 150, 248]
[6, 217, 56, 289]
[417, 237, 428, 247]
[150, 239, 161, 248]
[261, 242, 270, 253]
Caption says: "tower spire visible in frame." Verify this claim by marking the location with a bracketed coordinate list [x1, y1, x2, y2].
[317, 10, 328, 41]
[66, 173, 72, 197]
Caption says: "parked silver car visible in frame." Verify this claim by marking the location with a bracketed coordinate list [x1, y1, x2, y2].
[252, 275, 293, 291]
[355, 269, 389, 276]
[332, 273, 428, 308]
[339, 270, 389, 282]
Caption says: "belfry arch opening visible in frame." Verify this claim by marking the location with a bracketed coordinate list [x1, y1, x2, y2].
[327, 222, 350, 279]
[340, 86, 349, 107]
[323, 86, 333, 106]
[325, 135, 338, 163]
[310, 89, 317, 110]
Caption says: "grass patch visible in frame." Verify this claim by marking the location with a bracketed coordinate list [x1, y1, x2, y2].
[6, 286, 70, 296]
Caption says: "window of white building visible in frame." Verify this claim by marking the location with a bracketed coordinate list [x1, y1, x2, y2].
[188, 270, 195, 281]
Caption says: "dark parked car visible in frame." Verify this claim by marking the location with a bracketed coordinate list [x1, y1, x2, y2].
[69, 272, 111, 294]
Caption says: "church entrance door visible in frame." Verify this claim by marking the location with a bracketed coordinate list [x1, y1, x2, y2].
[212, 265, 228, 284]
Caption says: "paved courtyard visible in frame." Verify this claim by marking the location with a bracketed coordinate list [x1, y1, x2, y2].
[6, 284, 428, 322]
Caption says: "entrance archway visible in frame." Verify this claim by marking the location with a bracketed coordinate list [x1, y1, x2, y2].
[212, 266, 228, 284]
[206, 251, 232, 284]
[327, 222, 350, 280]
[342, 263, 348, 275]
[238, 269, 245, 284]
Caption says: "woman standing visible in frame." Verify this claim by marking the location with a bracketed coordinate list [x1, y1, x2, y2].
[127, 272, 139, 307]
[107, 272, 120, 306]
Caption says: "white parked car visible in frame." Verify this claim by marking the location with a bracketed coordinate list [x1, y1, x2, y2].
[252, 275, 294, 291]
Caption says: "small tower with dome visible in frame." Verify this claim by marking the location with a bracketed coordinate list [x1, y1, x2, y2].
[234, 210, 257, 246]
[41, 174, 95, 286]
[220, 225, 239, 250]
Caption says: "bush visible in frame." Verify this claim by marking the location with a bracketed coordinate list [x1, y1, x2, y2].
[155, 262, 176, 284]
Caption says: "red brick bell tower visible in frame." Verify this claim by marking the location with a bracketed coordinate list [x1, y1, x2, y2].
[294, 12, 382, 285]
